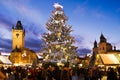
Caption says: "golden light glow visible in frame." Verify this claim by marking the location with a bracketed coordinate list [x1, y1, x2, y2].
[99, 54, 120, 64]
[57, 62, 64, 66]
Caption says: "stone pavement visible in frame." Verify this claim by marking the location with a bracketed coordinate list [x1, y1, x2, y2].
[102, 76, 107, 80]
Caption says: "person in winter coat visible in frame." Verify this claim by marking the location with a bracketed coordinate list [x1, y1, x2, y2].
[0, 71, 6, 80]
[107, 68, 118, 80]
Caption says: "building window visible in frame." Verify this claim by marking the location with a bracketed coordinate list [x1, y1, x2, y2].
[16, 33, 19, 38]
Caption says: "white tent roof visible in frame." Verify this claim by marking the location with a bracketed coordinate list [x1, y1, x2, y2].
[37, 54, 43, 59]
[99, 54, 120, 65]
[0, 56, 12, 64]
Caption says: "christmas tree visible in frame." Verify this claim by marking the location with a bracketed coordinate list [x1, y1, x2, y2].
[42, 3, 77, 62]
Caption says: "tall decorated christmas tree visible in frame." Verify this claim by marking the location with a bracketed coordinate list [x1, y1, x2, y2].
[42, 3, 77, 63]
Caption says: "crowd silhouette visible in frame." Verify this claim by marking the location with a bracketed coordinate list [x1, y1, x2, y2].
[0, 65, 120, 80]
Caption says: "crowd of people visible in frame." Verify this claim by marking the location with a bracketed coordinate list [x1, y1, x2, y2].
[0, 64, 120, 80]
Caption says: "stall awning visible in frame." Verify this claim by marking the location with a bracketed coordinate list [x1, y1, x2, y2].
[0, 56, 12, 64]
[99, 54, 120, 65]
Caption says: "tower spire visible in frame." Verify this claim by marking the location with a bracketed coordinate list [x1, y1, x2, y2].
[94, 40, 97, 48]
[100, 33, 106, 43]
[114, 45, 116, 51]
[15, 20, 23, 30]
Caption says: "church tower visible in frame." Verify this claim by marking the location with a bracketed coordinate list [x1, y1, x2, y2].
[98, 33, 112, 53]
[93, 40, 98, 54]
[98, 33, 107, 53]
[89, 40, 98, 67]
[12, 21, 25, 50]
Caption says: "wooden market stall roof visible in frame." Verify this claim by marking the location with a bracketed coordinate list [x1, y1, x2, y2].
[0, 56, 12, 64]
[99, 54, 120, 65]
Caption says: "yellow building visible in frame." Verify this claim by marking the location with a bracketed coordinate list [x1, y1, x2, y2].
[12, 21, 25, 50]
[90, 33, 120, 68]
[9, 21, 38, 66]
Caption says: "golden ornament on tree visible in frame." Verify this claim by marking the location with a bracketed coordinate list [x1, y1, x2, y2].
[56, 45, 60, 49]
[57, 32, 61, 38]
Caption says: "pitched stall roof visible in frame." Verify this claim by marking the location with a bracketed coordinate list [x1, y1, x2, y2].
[0, 56, 12, 64]
[99, 54, 120, 65]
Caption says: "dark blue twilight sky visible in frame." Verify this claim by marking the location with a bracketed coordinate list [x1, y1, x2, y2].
[0, 0, 120, 54]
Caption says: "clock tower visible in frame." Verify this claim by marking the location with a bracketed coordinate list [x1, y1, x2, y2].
[12, 21, 25, 50]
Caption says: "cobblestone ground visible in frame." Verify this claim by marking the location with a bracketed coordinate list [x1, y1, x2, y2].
[102, 76, 107, 80]
[102, 76, 120, 80]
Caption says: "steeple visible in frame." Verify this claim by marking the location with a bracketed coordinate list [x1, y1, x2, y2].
[15, 21, 23, 30]
[100, 33, 106, 43]
[91, 40, 98, 68]
[94, 40, 97, 48]
[114, 45, 116, 51]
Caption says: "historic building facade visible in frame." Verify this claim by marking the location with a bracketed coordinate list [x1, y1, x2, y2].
[90, 33, 120, 68]
[9, 21, 38, 66]
[12, 21, 25, 50]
